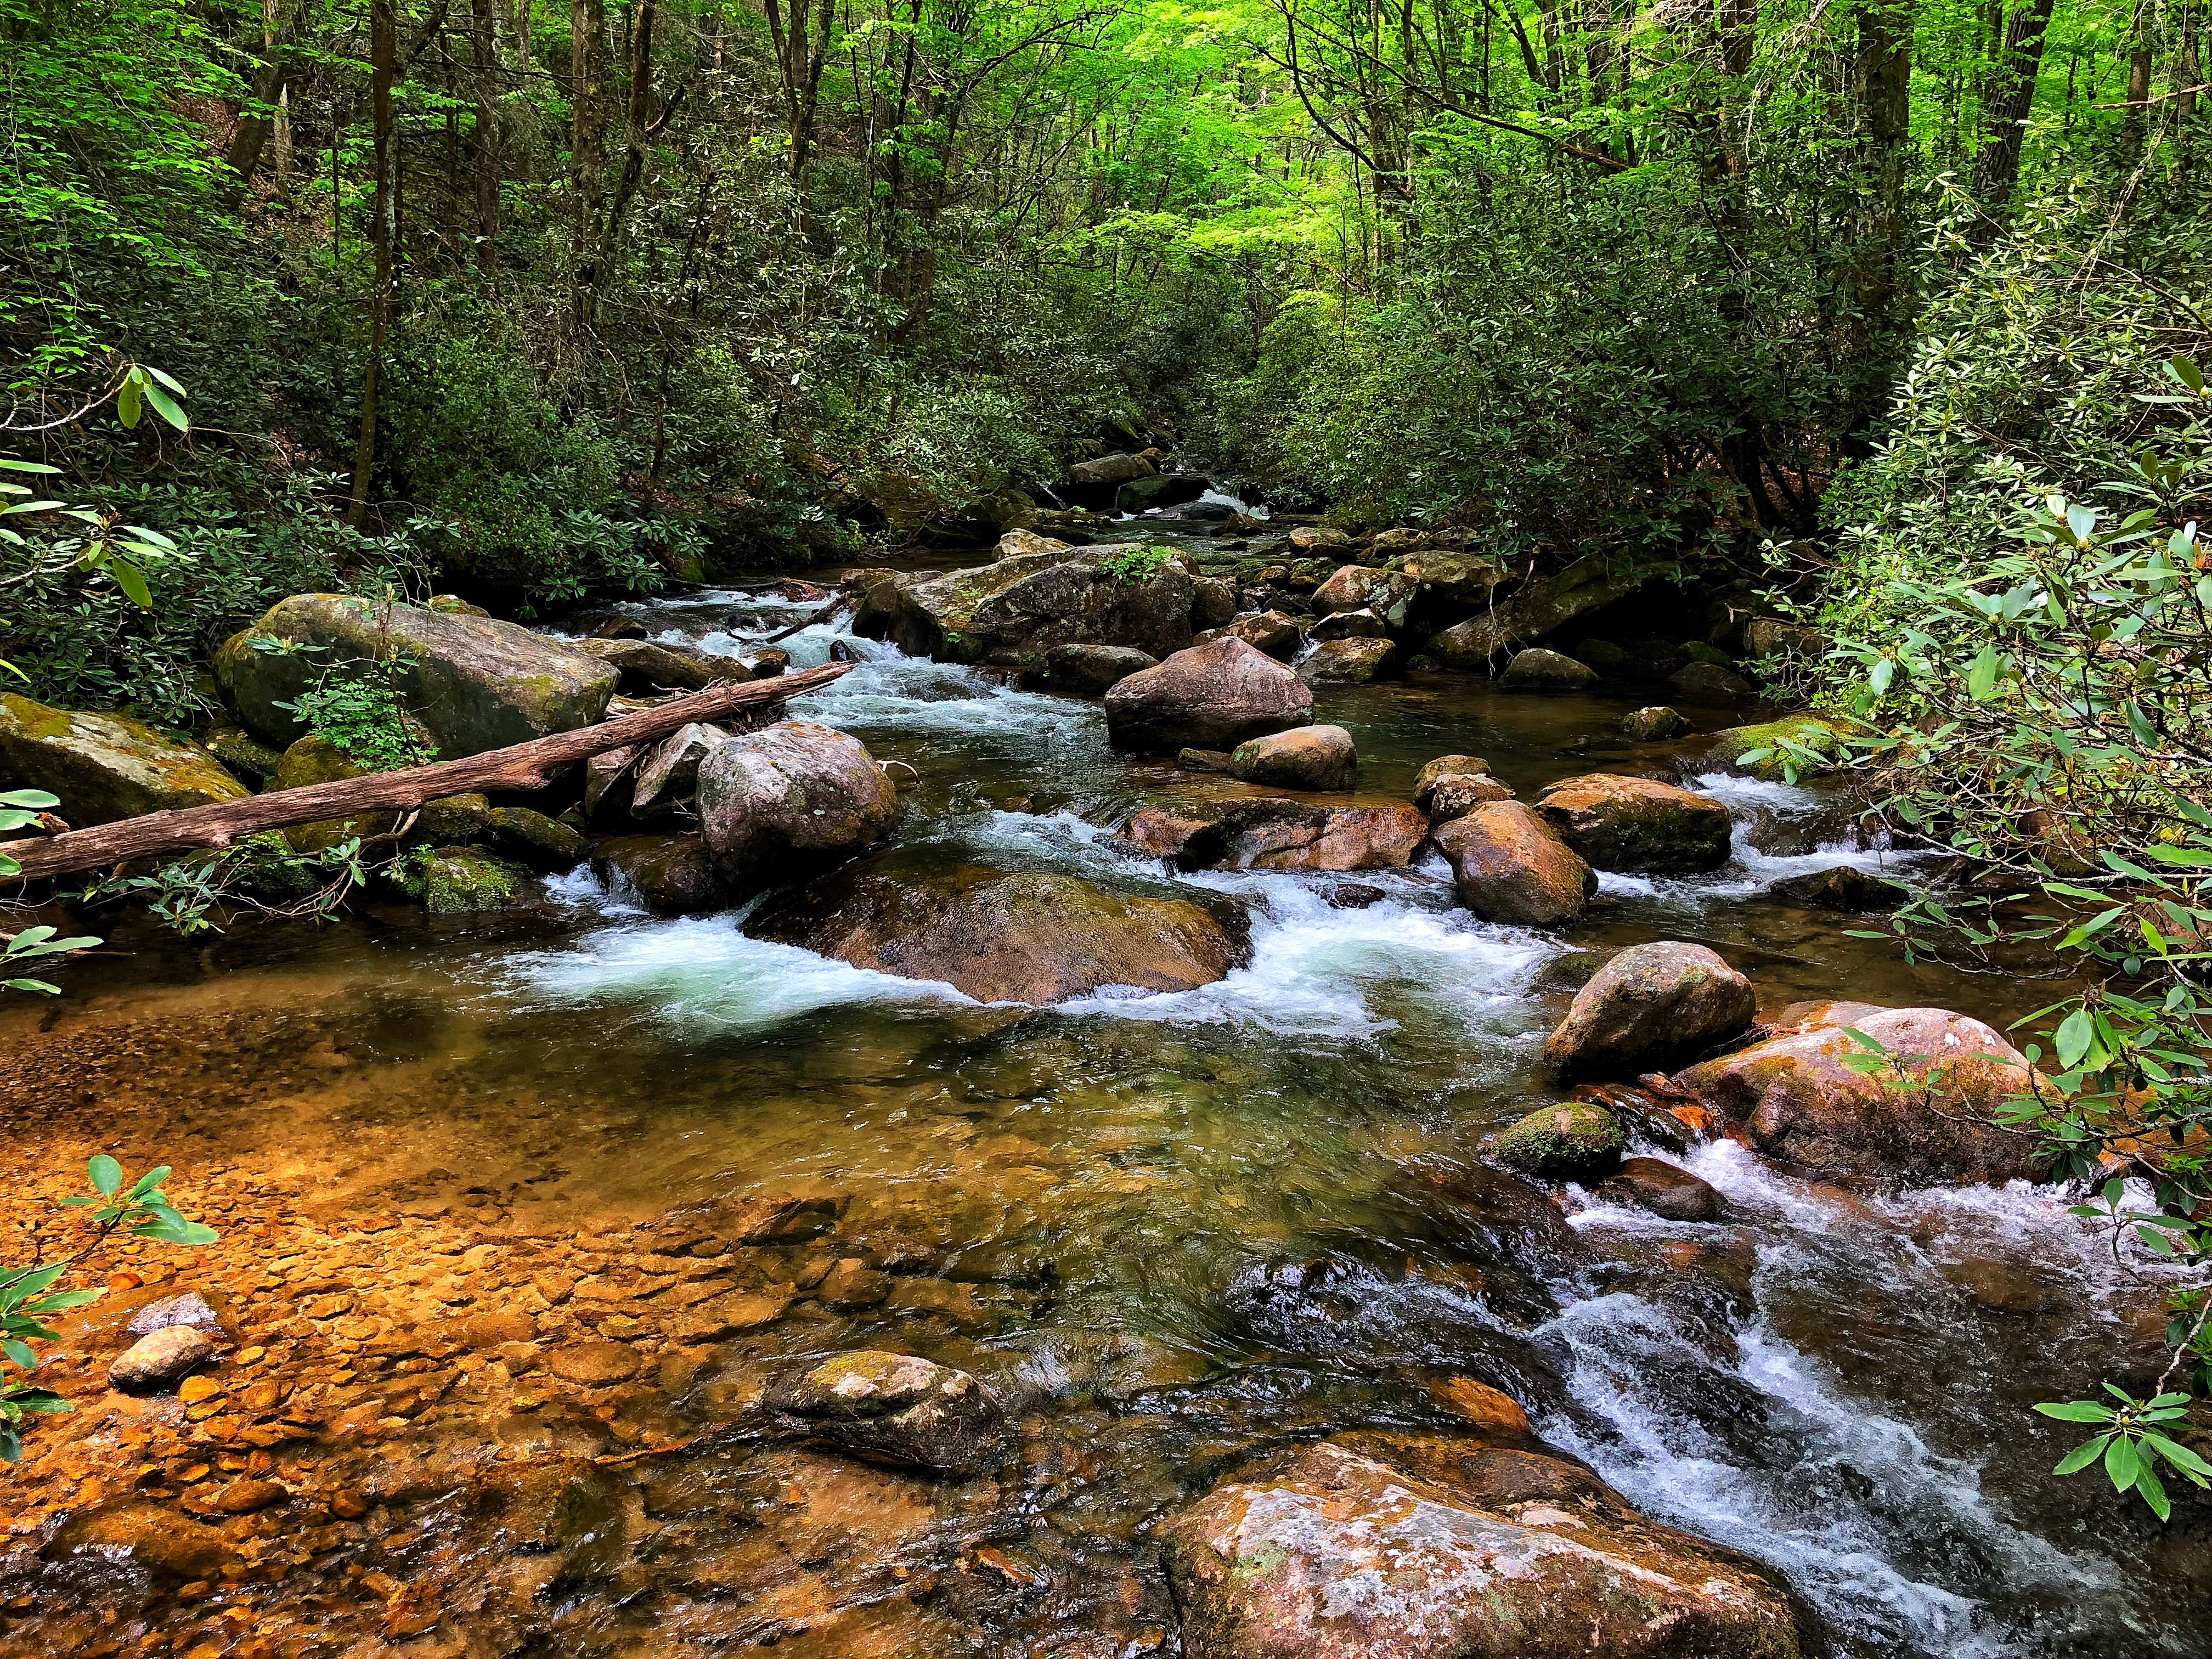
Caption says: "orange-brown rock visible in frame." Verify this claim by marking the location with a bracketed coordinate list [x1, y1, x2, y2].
[1432, 802, 1596, 927]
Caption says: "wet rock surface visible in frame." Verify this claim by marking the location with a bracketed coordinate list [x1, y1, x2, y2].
[1544, 941, 1757, 1080]
[696, 718, 900, 881]
[1106, 636, 1315, 752]
[1226, 723, 1356, 791]
[1432, 802, 1596, 926]
[765, 1350, 1015, 1475]
[1122, 797, 1427, 872]
[1534, 772, 1736, 873]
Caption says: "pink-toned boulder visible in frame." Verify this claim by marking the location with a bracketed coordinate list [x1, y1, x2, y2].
[1104, 636, 1313, 754]
[1673, 1002, 2041, 1184]
[1432, 802, 1596, 927]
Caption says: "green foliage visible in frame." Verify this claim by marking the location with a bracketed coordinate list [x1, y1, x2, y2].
[2033, 1387, 2212, 1522]
[1, 1153, 219, 1463]
[1097, 543, 1173, 584]
[272, 650, 431, 770]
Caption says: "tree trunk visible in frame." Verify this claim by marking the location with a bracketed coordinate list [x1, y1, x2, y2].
[473, 0, 502, 271]
[2124, 0, 2153, 156]
[593, 0, 659, 313]
[1975, 0, 2057, 202]
[570, 0, 607, 327]
[0, 665, 856, 883]
[1858, 0, 1912, 318]
[347, 0, 399, 529]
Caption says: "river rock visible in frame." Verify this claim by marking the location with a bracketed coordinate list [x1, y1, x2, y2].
[268, 734, 397, 854]
[126, 1291, 221, 1336]
[48, 1503, 234, 1584]
[1402, 548, 1508, 603]
[1200, 611, 1305, 661]
[1544, 941, 1756, 1080]
[1427, 772, 1516, 824]
[1191, 577, 1240, 628]
[1671, 660, 1756, 697]
[752, 848, 1247, 1003]
[0, 694, 247, 828]
[1161, 1440, 1802, 1659]
[1500, 647, 1597, 691]
[216, 595, 618, 757]
[1312, 565, 1418, 627]
[405, 845, 529, 912]
[486, 806, 588, 871]
[1412, 754, 1491, 811]
[1228, 725, 1356, 791]
[695, 720, 899, 881]
[108, 1326, 215, 1392]
[628, 723, 729, 820]
[765, 1350, 1015, 1476]
[1104, 637, 1313, 753]
[1762, 865, 1909, 912]
[1426, 553, 1660, 667]
[1296, 637, 1396, 684]
[1122, 798, 1426, 873]
[572, 636, 750, 694]
[591, 833, 728, 915]
[1069, 452, 1155, 486]
[1672, 1003, 2040, 1184]
[1432, 803, 1596, 927]
[1307, 607, 1384, 641]
[1491, 1101, 1626, 1181]
[849, 544, 1195, 662]
[1037, 642, 1158, 695]
[1533, 773, 1734, 873]
[1623, 705, 1692, 742]
[584, 743, 642, 820]
[1599, 1156, 1724, 1221]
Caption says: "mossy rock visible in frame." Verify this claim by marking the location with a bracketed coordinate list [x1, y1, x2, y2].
[1490, 1102, 1626, 1182]
[487, 805, 590, 871]
[1700, 715, 1847, 778]
[273, 736, 399, 854]
[1679, 641, 1735, 668]
[205, 725, 286, 785]
[414, 792, 492, 844]
[202, 831, 323, 904]
[398, 845, 527, 913]
[1575, 639, 1628, 669]
[0, 693, 247, 827]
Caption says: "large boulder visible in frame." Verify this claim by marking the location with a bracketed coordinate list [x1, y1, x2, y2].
[1312, 565, 1419, 627]
[1161, 1440, 1803, 1659]
[695, 720, 899, 881]
[0, 695, 247, 827]
[1432, 803, 1595, 927]
[849, 544, 1195, 664]
[1533, 774, 1734, 874]
[216, 595, 617, 758]
[1200, 611, 1305, 662]
[1105, 637, 1313, 754]
[1543, 942, 1757, 1081]
[1069, 452, 1156, 486]
[1402, 548, 1508, 605]
[764, 1351, 1016, 1477]
[1672, 1002, 2041, 1184]
[628, 723, 729, 820]
[751, 848, 1247, 1003]
[1500, 648, 1597, 691]
[272, 735, 397, 854]
[1227, 725, 1356, 791]
[1122, 798, 1426, 873]
[571, 636, 749, 694]
[1296, 637, 1396, 684]
[1427, 553, 1660, 667]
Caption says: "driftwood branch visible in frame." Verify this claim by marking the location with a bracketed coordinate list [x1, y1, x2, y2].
[0, 661, 857, 883]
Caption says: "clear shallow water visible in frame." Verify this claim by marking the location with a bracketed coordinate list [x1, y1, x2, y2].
[20, 573, 2196, 1657]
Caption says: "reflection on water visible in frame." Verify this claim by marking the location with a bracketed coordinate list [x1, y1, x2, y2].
[9, 569, 2190, 1658]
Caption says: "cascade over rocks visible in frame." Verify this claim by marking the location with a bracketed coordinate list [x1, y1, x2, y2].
[751, 845, 1249, 1003]
[1672, 1002, 2041, 1185]
[1534, 773, 1734, 873]
[1122, 797, 1426, 872]
[0, 694, 247, 827]
[590, 833, 729, 915]
[1432, 803, 1596, 927]
[1227, 725, 1356, 791]
[765, 1351, 1017, 1477]
[1544, 941, 1757, 1080]
[1105, 637, 1313, 753]
[1161, 1439, 1804, 1659]
[695, 720, 899, 881]
[1600, 1156, 1725, 1221]
[216, 595, 618, 759]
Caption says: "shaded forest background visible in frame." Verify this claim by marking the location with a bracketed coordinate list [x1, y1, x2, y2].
[3, 0, 2207, 719]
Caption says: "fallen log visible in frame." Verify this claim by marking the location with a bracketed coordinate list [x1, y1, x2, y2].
[0, 659, 858, 882]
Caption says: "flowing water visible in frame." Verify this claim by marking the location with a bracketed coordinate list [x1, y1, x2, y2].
[10, 552, 2202, 1657]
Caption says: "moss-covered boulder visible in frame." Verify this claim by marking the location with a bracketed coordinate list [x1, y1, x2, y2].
[271, 736, 396, 854]
[1490, 1101, 1626, 1181]
[397, 845, 528, 913]
[205, 725, 285, 785]
[1698, 714, 1848, 778]
[0, 695, 247, 827]
[215, 594, 617, 758]
[487, 805, 589, 871]
[1622, 705, 1691, 742]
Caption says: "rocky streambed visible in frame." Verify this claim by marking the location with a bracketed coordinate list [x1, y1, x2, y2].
[0, 550, 2203, 1658]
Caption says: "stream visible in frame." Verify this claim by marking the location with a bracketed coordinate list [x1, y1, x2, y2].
[4, 535, 2199, 1657]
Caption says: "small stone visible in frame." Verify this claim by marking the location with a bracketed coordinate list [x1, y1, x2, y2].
[817, 1259, 892, 1310]
[177, 1375, 224, 1406]
[109, 1327, 215, 1393]
[765, 1350, 1015, 1476]
[546, 1339, 642, 1387]
[1499, 647, 1596, 691]
[1427, 1376, 1532, 1436]
[215, 1477, 287, 1514]
[329, 1489, 369, 1520]
[126, 1292, 220, 1338]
